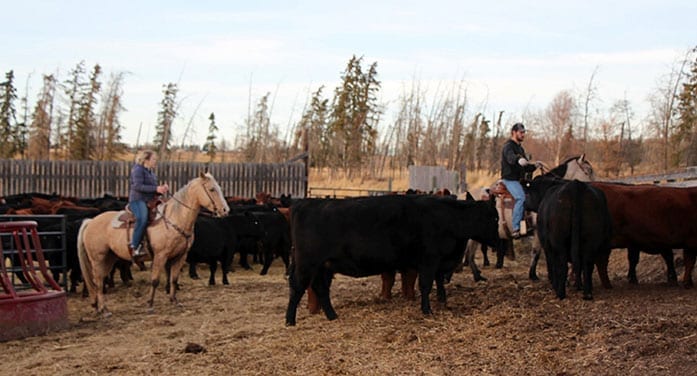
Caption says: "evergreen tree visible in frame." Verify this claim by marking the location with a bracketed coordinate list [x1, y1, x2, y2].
[0, 70, 18, 158]
[676, 46, 697, 165]
[70, 64, 101, 160]
[60, 61, 87, 155]
[154, 82, 178, 159]
[205, 112, 218, 162]
[328, 55, 381, 175]
[27, 74, 56, 160]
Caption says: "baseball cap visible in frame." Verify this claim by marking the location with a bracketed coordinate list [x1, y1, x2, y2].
[511, 123, 526, 132]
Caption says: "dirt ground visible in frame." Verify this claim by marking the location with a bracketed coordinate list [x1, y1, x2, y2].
[2, 242, 697, 376]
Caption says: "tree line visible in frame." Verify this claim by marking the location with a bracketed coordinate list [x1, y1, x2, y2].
[1, 48, 696, 179]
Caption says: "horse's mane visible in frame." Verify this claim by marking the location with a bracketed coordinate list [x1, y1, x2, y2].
[545, 155, 589, 178]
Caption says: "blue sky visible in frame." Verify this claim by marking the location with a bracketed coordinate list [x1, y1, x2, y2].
[3, 1, 696, 146]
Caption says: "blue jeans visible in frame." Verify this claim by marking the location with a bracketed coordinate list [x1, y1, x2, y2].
[502, 179, 525, 232]
[129, 200, 148, 248]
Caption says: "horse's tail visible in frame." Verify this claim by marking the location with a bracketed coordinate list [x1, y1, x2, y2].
[77, 218, 97, 295]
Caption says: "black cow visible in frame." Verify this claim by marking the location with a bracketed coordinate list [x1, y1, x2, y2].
[186, 211, 264, 286]
[248, 208, 291, 275]
[526, 178, 612, 300]
[285, 195, 499, 326]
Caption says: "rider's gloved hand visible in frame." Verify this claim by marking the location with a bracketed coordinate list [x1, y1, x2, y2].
[518, 158, 529, 167]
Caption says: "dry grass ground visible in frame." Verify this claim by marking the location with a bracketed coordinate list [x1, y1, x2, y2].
[2, 244, 696, 375]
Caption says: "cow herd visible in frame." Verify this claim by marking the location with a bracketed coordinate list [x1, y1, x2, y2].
[2, 169, 697, 326]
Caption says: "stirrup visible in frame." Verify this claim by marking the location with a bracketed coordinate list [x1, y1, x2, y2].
[131, 244, 147, 257]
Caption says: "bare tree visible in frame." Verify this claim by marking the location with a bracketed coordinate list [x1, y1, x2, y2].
[542, 90, 576, 165]
[581, 66, 599, 149]
[96, 72, 126, 160]
[647, 50, 691, 171]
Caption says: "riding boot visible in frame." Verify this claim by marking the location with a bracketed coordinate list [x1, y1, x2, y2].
[130, 244, 147, 258]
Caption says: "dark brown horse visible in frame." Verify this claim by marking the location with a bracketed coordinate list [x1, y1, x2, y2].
[77, 172, 229, 316]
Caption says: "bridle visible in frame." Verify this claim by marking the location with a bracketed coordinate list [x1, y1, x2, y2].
[160, 179, 225, 239]
[537, 157, 593, 181]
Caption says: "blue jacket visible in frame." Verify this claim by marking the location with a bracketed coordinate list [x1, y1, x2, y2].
[129, 163, 159, 202]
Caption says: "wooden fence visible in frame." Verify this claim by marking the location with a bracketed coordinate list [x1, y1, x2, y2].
[0, 160, 307, 199]
[605, 166, 697, 187]
[408, 166, 461, 193]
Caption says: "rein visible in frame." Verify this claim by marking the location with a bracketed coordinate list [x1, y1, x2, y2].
[158, 179, 223, 239]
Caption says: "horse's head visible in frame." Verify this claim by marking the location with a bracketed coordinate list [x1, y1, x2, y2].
[570, 154, 594, 181]
[542, 154, 595, 182]
[195, 172, 230, 217]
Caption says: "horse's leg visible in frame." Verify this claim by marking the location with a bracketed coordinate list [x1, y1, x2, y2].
[148, 253, 167, 311]
[168, 252, 188, 306]
[94, 253, 118, 316]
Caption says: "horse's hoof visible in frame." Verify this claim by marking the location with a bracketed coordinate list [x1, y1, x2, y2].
[101, 311, 112, 318]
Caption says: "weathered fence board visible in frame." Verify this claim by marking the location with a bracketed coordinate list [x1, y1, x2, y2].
[0, 160, 306, 199]
[605, 166, 697, 187]
[408, 165, 460, 193]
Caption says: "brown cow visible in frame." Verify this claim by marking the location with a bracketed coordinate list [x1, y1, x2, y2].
[590, 182, 697, 287]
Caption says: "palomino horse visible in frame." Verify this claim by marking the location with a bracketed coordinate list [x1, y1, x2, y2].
[77, 172, 230, 316]
[484, 155, 594, 271]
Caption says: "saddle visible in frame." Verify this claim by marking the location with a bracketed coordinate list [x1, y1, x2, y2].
[111, 197, 165, 230]
[488, 180, 534, 239]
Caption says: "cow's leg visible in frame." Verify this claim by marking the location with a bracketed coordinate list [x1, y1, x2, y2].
[435, 272, 447, 303]
[627, 248, 640, 284]
[659, 249, 677, 284]
[481, 244, 490, 267]
[552, 247, 567, 300]
[529, 247, 541, 281]
[306, 288, 321, 314]
[239, 251, 252, 270]
[285, 266, 309, 326]
[208, 261, 217, 285]
[465, 243, 486, 282]
[402, 270, 417, 299]
[69, 268, 80, 293]
[495, 239, 507, 269]
[189, 262, 199, 279]
[221, 249, 234, 285]
[119, 261, 133, 287]
[582, 258, 594, 300]
[380, 271, 395, 300]
[418, 267, 436, 314]
[595, 251, 612, 289]
[311, 268, 337, 321]
[683, 248, 696, 288]
[260, 245, 273, 275]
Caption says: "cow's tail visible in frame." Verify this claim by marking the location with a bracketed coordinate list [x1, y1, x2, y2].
[77, 218, 97, 295]
[570, 180, 583, 284]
